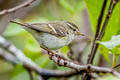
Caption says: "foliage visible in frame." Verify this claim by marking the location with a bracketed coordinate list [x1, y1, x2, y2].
[0, 0, 120, 80]
[99, 35, 120, 67]
[85, 0, 120, 61]
[99, 35, 120, 55]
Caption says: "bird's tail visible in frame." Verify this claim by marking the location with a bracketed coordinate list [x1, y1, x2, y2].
[10, 20, 28, 27]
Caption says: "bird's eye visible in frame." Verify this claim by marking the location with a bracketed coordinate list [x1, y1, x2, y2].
[73, 29, 76, 31]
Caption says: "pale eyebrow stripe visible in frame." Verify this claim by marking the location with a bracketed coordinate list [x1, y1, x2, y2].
[66, 23, 80, 32]
[66, 22, 79, 30]
[47, 24, 57, 34]
[66, 23, 74, 29]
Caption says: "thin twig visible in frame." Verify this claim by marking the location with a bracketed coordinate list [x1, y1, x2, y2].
[114, 64, 120, 68]
[0, 36, 79, 78]
[87, 0, 118, 73]
[98, 0, 118, 40]
[82, 0, 108, 79]
[0, 48, 18, 64]
[0, 48, 97, 79]
[87, 0, 107, 64]
[83, 0, 119, 79]
[47, 51, 120, 78]
[0, 36, 120, 78]
[88, 0, 118, 67]
[0, 0, 36, 15]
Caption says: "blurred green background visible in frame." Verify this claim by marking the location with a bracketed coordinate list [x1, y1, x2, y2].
[0, 0, 120, 80]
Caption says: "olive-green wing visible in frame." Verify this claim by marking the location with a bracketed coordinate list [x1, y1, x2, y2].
[10, 21, 68, 37]
[27, 21, 68, 37]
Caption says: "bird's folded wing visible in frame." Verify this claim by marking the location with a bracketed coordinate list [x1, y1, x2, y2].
[26, 21, 67, 37]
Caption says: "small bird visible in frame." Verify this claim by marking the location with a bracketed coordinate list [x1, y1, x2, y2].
[10, 20, 83, 51]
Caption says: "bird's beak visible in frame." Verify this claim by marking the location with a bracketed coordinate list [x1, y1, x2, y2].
[77, 32, 84, 36]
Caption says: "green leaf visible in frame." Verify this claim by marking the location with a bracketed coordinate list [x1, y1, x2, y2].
[12, 71, 29, 80]
[84, 0, 104, 32]
[12, 65, 29, 80]
[84, 0, 120, 41]
[99, 35, 120, 56]
[103, 2, 120, 41]
[98, 35, 120, 50]
[24, 39, 40, 53]
[60, 46, 69, 54]
[85, 0, 120, 61]
[35, 54, 51, 68]
[111, 45, 120, 55]
[99, 45, 110, 62]
[24, 38, 41, 60]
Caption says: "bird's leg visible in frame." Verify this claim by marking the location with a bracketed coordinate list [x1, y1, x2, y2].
[41, 47, 69, 66]
[40, 47, 54, 59]
[48, 50, 63, 60]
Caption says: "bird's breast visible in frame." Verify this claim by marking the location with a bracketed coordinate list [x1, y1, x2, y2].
[35, 33, 70, 50]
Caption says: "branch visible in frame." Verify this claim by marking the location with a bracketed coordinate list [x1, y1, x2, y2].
[98, 0, 118, 40]
[88, 0, 119, 65]
[47, 51, 120, 78]
[0, 47, 98, 79]
[87, 0, 107, 64]
[114, 64, 120, 68]
[83, 0, 108, 79]
[0, 48, 18, 64]
[0, 36, 120, 79]
[0, 0, 36, 15]
[0, 36, 79, 78]
[84, 0, 119, 79]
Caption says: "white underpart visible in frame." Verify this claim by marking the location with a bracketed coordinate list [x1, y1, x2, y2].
[38, 33, 67, 50]
[33, 31, 75, 50]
